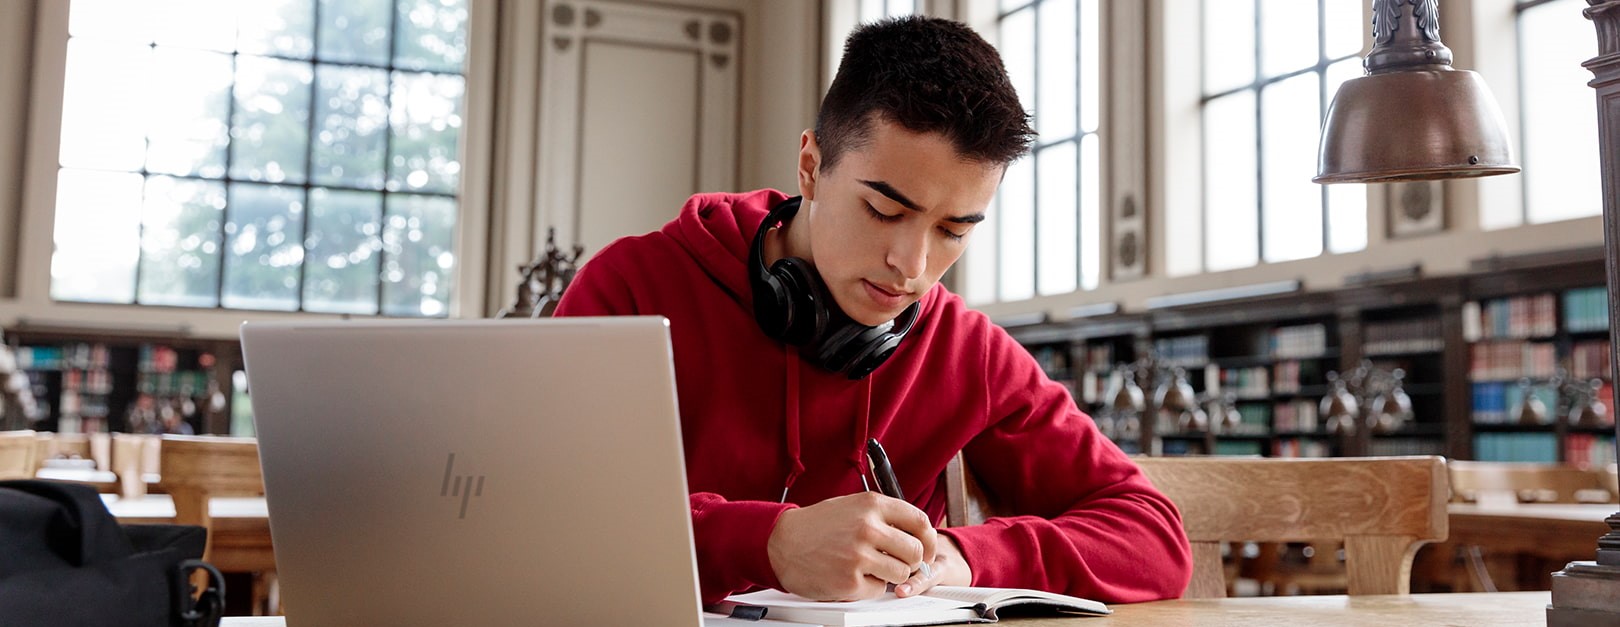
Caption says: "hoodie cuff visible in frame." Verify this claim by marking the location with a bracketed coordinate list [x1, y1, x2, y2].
[938, 522, 1018, 588]
[691, 496, 797, 602]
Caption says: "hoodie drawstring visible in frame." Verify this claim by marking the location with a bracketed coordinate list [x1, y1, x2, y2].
[781, 345, 805, 503]
[778, 347, 880, 503]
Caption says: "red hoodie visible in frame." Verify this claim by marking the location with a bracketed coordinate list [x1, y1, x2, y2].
[555, 189, 1192, 604]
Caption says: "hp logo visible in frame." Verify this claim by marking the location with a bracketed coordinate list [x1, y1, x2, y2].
[440, 453, 486, 519]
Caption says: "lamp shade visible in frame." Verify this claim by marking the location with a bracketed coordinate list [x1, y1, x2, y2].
[1314, 0, 1520, 184]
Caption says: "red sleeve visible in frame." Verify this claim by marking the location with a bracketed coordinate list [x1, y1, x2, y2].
[937, 324, 1193, 603]
[554, 244, 798, 604]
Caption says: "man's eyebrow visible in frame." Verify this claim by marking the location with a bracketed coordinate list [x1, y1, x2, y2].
[859, 179, 985, 224]
[860, 179, 924, 212]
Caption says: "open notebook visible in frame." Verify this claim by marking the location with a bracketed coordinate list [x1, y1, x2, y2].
[712, 586, 1110, 626]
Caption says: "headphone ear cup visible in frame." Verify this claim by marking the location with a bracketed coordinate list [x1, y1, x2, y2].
[773, 257, 831, 345]
[809, 319, 878, 373]
[751, 273, 793, 340]
[845, 334, 903, 380]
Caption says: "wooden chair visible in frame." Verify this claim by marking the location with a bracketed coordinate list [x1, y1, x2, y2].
[157, 435, 276, 615]
[0, 429, 37, 479]
[1133, 456, 1448, 598]
[112, 433, 161, 498]
[1448, 461, 1614, 504]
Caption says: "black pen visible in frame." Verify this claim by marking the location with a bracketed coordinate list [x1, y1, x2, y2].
[866, 438, 933, 580]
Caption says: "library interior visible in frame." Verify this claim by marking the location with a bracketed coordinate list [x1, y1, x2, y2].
[2, 0, 1620, 625]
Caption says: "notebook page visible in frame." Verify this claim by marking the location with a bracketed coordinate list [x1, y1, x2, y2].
[727, 590, 968, 613]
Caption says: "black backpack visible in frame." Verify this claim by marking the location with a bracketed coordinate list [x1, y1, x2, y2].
[0, 480, 226, 627]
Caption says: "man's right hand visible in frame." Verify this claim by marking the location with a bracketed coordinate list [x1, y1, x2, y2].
[765, 491, 938, 601]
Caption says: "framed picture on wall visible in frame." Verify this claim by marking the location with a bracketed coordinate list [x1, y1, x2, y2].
[1387, 181, 1445, 239]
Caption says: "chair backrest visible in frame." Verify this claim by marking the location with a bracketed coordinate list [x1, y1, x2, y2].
[157, 435, 263, 558]
[1132, 456, 1448, 598]
[1447, 461, 1611, 504]
[111, 433, 161, 499]
[0, 430, 36, 480]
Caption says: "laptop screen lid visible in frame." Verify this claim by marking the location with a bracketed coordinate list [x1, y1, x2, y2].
[240, 317, 702, 626]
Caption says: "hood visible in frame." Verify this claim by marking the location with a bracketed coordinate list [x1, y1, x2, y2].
[662, 188, 793, 310]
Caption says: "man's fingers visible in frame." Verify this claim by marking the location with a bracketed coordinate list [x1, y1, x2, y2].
[875, 497, 939, 564]
[867, 523, 925, 568]
[862, 546, 916, 585]
[894, 556, 946, 598]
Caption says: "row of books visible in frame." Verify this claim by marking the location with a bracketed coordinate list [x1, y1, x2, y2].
[1469, 340, 1557, 381]
[1271, 360, 1315, 394]
[1566, 434, 1618, 469]
[13, 343, 112, 371]
[1218, 366, 1270, 399]
[136, 371, 211, 397]
[1474, 432, 1559, 463]
[1363, 318, 1444, 355]
[61, 368, 114, 396]
[137, 345, 183, 374]
[1083, 344, 1114, 373]
[1230, 405, 1271, 435]
[1564, 286, 1609, 334]
[1273, 438, 1332, 458]
[1213, 440, 1264, 456]
[1154, 335, 1209, 368]
[1465, 293, 1558, 340]
[1570, 340, 1612, 380]
[1269, 324, 1328, 359]
[1273, 399, 1320, 433]
[1471, 381, 1559, 425]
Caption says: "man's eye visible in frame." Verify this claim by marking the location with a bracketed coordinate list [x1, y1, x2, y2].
[866, 204, 902, 223]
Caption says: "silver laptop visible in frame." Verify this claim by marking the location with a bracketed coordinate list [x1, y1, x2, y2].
[240, 317, 704, 626]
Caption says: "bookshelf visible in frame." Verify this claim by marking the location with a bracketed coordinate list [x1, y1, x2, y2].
[1011, 315, 1151, 455]
[2, 325, 244, 436]
[1005, 247, 1617, 464]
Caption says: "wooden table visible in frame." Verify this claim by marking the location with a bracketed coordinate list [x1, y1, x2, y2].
[1448, 502, 1616, 560]
[103, 494, 275, 572]
[220, 591, 1552, 626]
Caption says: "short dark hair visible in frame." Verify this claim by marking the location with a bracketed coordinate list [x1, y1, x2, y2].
[815, 16, 1035, 171]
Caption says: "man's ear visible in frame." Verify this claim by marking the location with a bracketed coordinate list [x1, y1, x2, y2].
[798, 130, 820, 201]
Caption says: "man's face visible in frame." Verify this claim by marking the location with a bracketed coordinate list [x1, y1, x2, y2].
[795, 117, 1003, 327]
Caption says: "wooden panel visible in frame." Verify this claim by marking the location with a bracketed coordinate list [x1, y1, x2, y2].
[577, 41, 700, 250]
[0, 429, 34, 479]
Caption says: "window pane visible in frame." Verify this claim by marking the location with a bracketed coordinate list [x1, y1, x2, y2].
[1202, 0, 1255, 94]
[1037, 141, 1077, 296]
[1080, 133, 1100, 289]
[59, 40, 149, 171]
[1324, 59, 1367, 254]
[223, 184, 305, 311]
[138, 176, 224, 308]
[146, 49, 232, 179]
[305, 188, 382, 314]
[312, 65, 389, 189]
[381, 195, 456, 317]
[232, 57, 314, 184]
[1521, 0, 1601, 224]
[1079, 0, 1100, 133]
[319, 0, 393, 66]
[861, 0, 886, 23]
[886, 0, 914, 17]
[1323, 0, 1363, 60]
[1327, 182, 1366, 254]
[1000, 0, 1031, 13]
[68, 0, 154, 44]
[51, 170, 142, 303]
[1260, 0, 1318, 77]
[999, 156, 1035, 301]
[1260, 72, 1323, 262]
[389, 71, 464, 194]
[394, 0, 469, 73]
[1037, 0, 1077, 140]
[965, 186, 1000, 305]
[1001, 7, 1036, 124]
[153, 0, 238, 52]
[1203, 91, 1259, 272]
[238, 0, 316, 59]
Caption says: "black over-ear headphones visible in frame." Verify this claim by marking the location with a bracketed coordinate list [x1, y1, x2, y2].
[749, 196, 919, 380]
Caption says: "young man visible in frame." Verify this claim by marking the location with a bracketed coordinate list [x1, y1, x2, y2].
[555, 16, 1191, 605]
